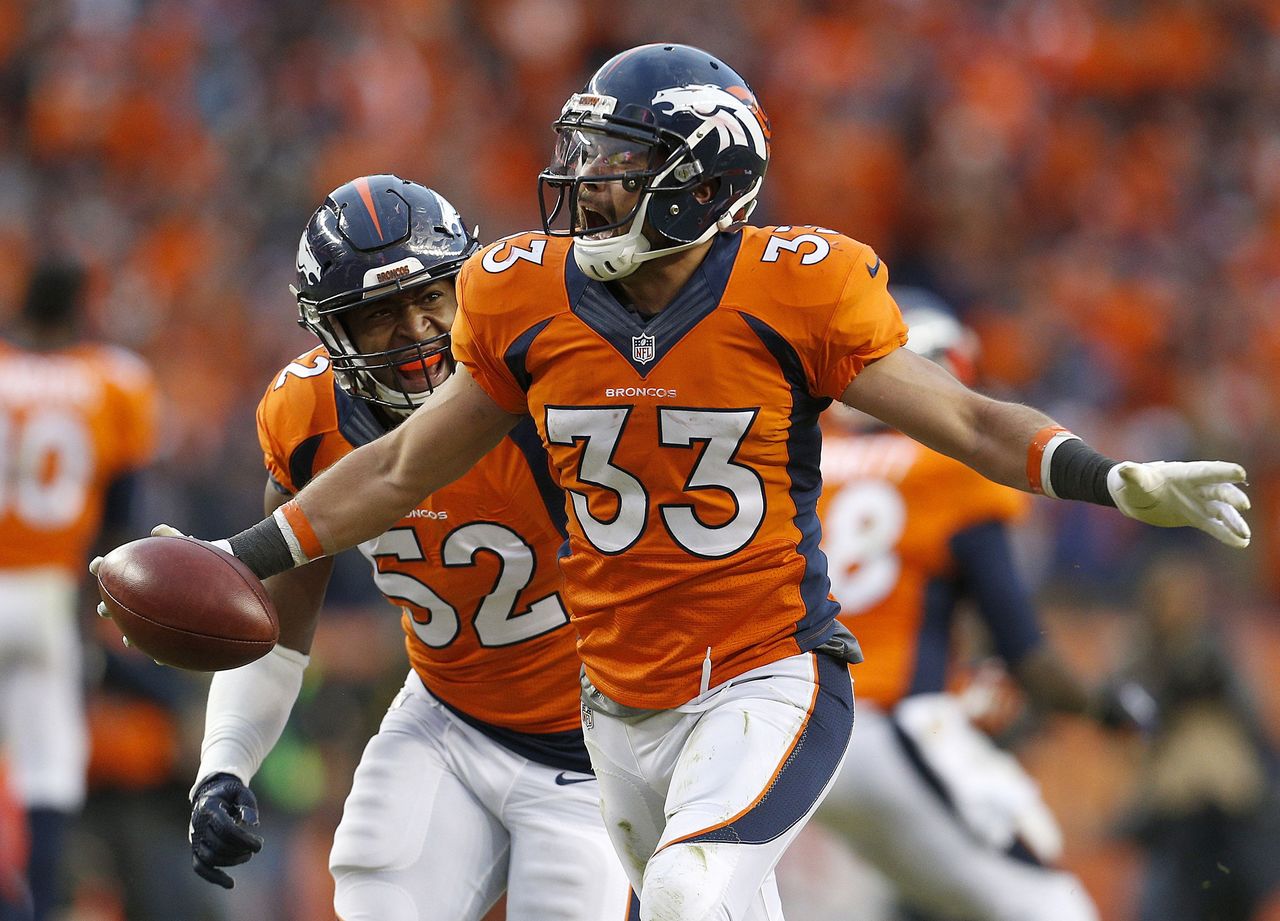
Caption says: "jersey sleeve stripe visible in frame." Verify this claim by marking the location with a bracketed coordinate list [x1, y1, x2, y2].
[507, 416, 569, 538]
[502, 318, 555, 393]
[288, 432, 325, 491]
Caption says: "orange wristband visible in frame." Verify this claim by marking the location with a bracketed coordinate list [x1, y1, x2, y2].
[274, 500, 326, 564]
[1027, 425, 1076, 496]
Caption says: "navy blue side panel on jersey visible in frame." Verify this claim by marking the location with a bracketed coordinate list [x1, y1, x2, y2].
[288, 432, 325, 490]
[565, 232, 742, 376]
[680, 652, 853, 846]
[949, 520, 1044, 666]
[907, 578, 956, 696]
[437, 696, 593, 773]
[503, 318, 554, 393]
[506, 416, 569, 537]
[333, 381, 388, 447]
[740, 313, 839, 648]
[625, 889, 643, 921]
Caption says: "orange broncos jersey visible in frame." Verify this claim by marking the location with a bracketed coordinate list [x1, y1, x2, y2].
[817, 425, 1031, 709]
[257, 346, 580, 736]
[0, 341, 156, 574]
[452, 226, 907, 709]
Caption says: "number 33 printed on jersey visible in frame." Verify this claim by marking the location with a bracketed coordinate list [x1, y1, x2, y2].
[545, 405, 765, 560]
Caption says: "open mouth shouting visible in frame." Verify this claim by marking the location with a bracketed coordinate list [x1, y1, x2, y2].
[395, 351, 452, 392]
[579, 203, 618, 240]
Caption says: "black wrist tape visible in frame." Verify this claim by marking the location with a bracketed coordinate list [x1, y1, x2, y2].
[1048, 439, 1117, 506]
[228, 516, 295, 581]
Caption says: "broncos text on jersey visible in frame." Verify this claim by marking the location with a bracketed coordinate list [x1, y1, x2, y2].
[452, 225, 908, 708]
[257, 347, 579, 735]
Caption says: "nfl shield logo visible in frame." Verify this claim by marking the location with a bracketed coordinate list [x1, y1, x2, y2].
[632, 333, 656, 365]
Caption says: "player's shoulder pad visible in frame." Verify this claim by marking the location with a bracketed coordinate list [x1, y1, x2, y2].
[460, 232, 570, 307]
[258, 345, 338, 444]
[737, 225, 884, 303]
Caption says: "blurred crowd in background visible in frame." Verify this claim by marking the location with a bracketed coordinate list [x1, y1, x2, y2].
[0, 0, 1278, 919]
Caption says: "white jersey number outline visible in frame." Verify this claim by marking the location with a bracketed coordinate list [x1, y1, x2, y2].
[545, 405, 765, 559]
[364, 523, 569, 648]
[0, 409, 94, 529]
[822, 479, 906, 613]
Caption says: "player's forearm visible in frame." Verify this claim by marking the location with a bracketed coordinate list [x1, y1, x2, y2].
[292, 421, 439, 555]
[963, 398, 1084, 494]
[225, 368, 520, 579]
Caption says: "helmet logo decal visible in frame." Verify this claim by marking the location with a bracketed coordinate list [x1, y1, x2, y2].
[652, 85, 769, 158]
[632, 333, 656, 365]
[297, 236, 323, 286]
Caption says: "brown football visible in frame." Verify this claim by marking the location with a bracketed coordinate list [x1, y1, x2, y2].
[96, 536, 278, 670]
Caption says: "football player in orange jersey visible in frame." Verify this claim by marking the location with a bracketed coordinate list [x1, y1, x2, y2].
[1, 262, 157, 921]
[128, 45, 1249, 921]
[176, 176, 633, 920]
[814, 294, 1140, 921]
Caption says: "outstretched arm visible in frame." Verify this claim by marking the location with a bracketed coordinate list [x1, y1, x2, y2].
[224, 365, 522, 579]
[842, 347, 1251, 547]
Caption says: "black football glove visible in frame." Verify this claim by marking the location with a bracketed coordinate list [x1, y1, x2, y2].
[190, 773, 264, 889]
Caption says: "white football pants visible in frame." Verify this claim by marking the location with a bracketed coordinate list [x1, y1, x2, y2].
[583, 651, 855, 921]
[0, 569, 86, 810]
[330, 670, 634, 921]
[818, 700, 1099, 921]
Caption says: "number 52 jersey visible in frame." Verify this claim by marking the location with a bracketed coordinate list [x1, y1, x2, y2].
[257, 349, 586, 765]
[452, 226, 907, 709]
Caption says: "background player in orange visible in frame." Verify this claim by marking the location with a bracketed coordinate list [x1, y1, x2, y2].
[815, 292, 1147, 921]
[123, 45, 1250, 921]
[0, 262, 157, 921]
[167, 175, 633, 920]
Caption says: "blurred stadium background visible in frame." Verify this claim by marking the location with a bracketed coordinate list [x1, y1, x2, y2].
[1, 0, 1278, 919]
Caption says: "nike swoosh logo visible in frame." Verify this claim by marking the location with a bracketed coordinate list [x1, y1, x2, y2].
[554, 771, 596, 786]
[866, 255, 882, 278]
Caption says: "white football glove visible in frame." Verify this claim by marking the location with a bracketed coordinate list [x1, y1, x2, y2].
[1107, 461, 1250, 549]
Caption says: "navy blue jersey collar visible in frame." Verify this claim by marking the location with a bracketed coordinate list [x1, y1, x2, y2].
[564, 232, 742, 377]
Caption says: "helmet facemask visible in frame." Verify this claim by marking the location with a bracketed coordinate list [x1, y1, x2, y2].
[539, 92, 765, 281]
[292, 176, 480, 418]
[295, 258, 463, 417]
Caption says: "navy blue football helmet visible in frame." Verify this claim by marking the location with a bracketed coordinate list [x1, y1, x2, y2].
[293, 175, 479, 413]
[539, 43, 771, 281]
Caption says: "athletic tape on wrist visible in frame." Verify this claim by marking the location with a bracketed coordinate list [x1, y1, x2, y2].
[1027, 425, 1079, 498]
[274, 501, 326, 566]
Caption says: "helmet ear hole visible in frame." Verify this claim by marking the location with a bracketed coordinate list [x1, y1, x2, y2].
[693, 179, 719, 204]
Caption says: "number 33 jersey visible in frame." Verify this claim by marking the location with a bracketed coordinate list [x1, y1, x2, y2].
[256, 348, 583, 748]
[452, 227, 908, 709]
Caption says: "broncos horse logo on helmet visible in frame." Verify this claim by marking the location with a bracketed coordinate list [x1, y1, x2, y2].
[539, 43, 770, 281]
[651, 84, 770, 158]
